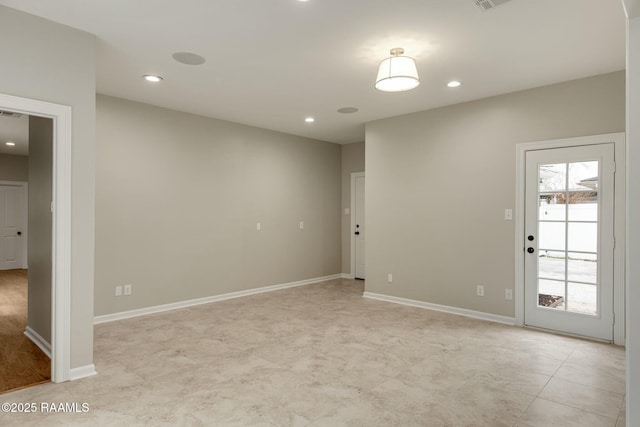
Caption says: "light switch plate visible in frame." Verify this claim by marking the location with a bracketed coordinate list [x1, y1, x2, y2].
[504, 209, 513, 220]
[505, 289, 513, 300]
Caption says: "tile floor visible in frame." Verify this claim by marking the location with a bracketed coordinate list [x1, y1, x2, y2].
[0, 279, 626, 426]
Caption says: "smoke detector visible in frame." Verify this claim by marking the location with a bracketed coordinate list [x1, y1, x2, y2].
[475, 0, 511, 11]
[0, 110, 23, 118]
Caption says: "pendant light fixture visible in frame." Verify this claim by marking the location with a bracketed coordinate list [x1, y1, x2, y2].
[375, 47, 420, 92]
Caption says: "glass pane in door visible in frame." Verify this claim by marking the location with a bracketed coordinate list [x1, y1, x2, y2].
[568, 223, 598, 252]
[536, 161, 599, 315]
[539, 222, 565, 251]
[567, 252, 597, 283]
[567, 282, 597, 315]
[539, 193, 566, 220]
[538, 250, 566, 281]
[539, 163, 566, 191]
[538, 279, 565, 309]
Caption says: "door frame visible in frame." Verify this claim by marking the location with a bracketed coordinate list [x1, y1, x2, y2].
[515, 132, 626, 344]
[350, 171, 365, 279]
[0, 93, 72, 382]
[0, 181, 28, 269]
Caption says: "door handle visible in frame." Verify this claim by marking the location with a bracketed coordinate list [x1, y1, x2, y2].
[17, 231, 22, 236]
[527, 247, 534, 254]
[528, 235, 534, 241]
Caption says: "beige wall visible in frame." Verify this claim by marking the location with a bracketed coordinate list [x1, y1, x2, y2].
[95, 95, 341, 315]
[0, 6, 96, 368]
[27, 116, 52, 343]
[0, 154, 28, 182]
[365, 71, 625, 317]
[340, 142, 365, 274]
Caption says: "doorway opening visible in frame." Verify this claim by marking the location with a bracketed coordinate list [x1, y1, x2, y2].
[0, 93, 73, 385]
[0, 112, 54, 393]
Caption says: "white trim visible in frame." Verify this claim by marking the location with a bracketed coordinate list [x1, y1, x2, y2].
[363, 291, 516, 325]
[94, 274, 342, 324]
[0, 93, 73, 383]
[0, 180, 28, 269]
[24, 326, 51, 359]
[623, 0, 640, 19]
[514, 132, 626, 345]
[524, 325, 613, 344]
[341, 273, 355, 279]
[350, 172, 365, 279]
[69, 364, 97, 381]
[626, 15, 640, 426]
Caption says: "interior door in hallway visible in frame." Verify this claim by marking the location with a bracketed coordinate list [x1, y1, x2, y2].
[0, 183, 26, 270]
[354, 173, 365, 279]
[524, 143, 615, 341]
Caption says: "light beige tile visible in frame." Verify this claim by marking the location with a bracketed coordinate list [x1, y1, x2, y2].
[520, 398, 617, 427]
[616, 396, 626, 427]
[539, 377, 623, 419]
[554, 360, 626, 394]
[0, 279, 627, 426]
[565, 343, 626, 379]
[310, 401, 423, 427]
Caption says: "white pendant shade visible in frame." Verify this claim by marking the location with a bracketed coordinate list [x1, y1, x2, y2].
[375, 49, 420, 92]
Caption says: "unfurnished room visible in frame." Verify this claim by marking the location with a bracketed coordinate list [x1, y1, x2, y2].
[0, 1, 639, 426]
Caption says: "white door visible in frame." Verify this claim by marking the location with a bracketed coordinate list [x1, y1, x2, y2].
[0, 184, 26, 270]
[354, 174, 365, 279]
[524, 144, 615, 341]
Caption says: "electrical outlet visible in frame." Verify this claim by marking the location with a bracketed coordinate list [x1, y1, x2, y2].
[115, 286, 122, 297]
[476, 285, 484, 297]
[124, 284, 132, 296]
[505, 289, 513, 300]
[256, 222, 261, 231]
[387, 273, 393, 283]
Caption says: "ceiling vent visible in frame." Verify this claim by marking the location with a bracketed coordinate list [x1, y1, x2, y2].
[0, 110, 23, 119]
[475, 0, 511, 11]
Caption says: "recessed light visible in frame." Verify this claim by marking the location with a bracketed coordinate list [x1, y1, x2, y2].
[143, 74, 163, 83]
[305, 117, 315, 123]
[5, 141, 15, 146]
[447, 81, 461, 88]
[337, 107, 359, 114]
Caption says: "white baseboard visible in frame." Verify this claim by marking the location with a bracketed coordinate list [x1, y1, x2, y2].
[69, 364, 97, 381]
[341, 273, 355, 279]
[362, 291, 516, 325]
[24, 326, 51, 358]
[94, 274, 342, 324]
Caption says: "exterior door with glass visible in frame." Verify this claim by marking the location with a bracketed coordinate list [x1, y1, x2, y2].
[524, 143, 615, 341]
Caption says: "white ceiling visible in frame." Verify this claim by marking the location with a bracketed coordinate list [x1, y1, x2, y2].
[0, 0, 626, 144]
